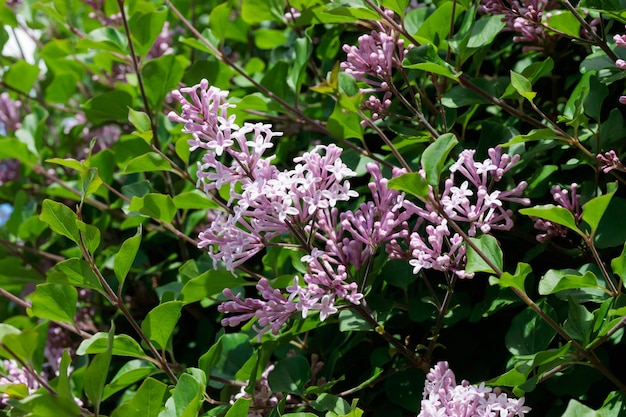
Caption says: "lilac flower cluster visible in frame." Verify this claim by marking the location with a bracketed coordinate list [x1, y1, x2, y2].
[481, 0, 551, 44]
[418, 361, 531, 417]
[340, 9, 411, 122]
[614, 29, 626, 105]
[81, 0, 122, 26]
[0, 159, 20, 186]
[597, 150, 626, 174]
[0, 360, 41, 407]
[533, 183, 581, 242]
[170, 80, 528, 336]
[390, 148, 529, 278]
[0, 93, 22, 135]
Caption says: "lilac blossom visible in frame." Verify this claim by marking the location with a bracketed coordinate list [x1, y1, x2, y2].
[614, 28, 626, 104]
[147, 22, 175, 59]
[418, 361, 531, 417]
[0, 159, 20, 185]
[340, 9, 412, 122]
[533, 183, 581, 242]
[597, 150, 626, 173]
[388, 147, 528, 279]
[0, 360, 41, 406]
[81, 0, 122, 26]
[0, 93, 22, 135]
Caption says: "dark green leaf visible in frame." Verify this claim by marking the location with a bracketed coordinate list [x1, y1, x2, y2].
[506, 304, 557, 355]
[129, 193, 177, 223]
[564, 298, 594, 344]
[142, 54, 186, 111]
[47, 258, 104, 293]
[83, 325, 114, 413]
[129, 8, 168, 57]
[268, 356, 311, 395]
[103, 360, 158, 400]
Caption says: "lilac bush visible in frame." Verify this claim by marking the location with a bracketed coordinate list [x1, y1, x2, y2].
[3, 1, 626, 416]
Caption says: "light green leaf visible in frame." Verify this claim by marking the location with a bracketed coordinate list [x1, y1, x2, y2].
[83, 90, 133, 124]
[111, 377, 167, 417]
[129, 8, 168, 57]
[519, 205, 582, 235]
[538, 270, 600, 295]
[77, 333, 147, 358]
[122, 152, 173, 174]
[510, 71, 536, 101]
[564, 298, 594, 344]
[39, 200, 79, 244]
[465, 234, 503, 274]
[225, 398, 251, 417]
[141, 301, 183, 350]
[388, 172, 430, 200]
[172, 190, 219, 210]
[158, 373, 205, 417]
[421, 133, 458, 188]
[129, 108, 152, 133]
[47, 258, 104, 293]
[560, 399, 601, 417]
[84, 325, 114, 413]
[3, 61, 40, 94]
[114, 226, 142, 289]
[179, 270, 252, 305]
[29, 283, 77, 324]
[582, 189, 616, 232]
[103, 360, 158, 400]
[496, 262, 531, 293]
[1, 329, 40, 365]
[129, 193, 177, 224]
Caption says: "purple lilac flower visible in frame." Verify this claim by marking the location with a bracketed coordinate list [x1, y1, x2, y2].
[0, 360, 41, 406]
[340, 9, 412, 123]
[81, 0, 122, 26]
[597, 150, 626, 173]
[0, 159, 20, 186]
[146, 22, 175, 59]
[418, 361, 531, 417]
[614, 28, 626, 104]
[0, 93, 22, 135]
[284, 7, 301, 22]
[533, 183, 581, 242]
[389, 147, 528, 279]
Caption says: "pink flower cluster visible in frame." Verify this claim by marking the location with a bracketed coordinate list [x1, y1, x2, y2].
[481, 0, 549, 43]
[614, 29, 626, 105]
[170, 80, 528, 336]
[340, 9, 411, 122]
[533, 183, 581, 242]
[597, 150, 626, 174]
[390, 148, 529, 278]
[418, 361, 531, 417]
[0, 360, 41, 406]
[0, 92, 22, 135]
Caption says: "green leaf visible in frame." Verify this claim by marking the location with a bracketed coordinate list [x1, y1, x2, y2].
[402, 44, 458, 80]
[496, 262, 531, 293]
[103, 360, 158, 400]
[388, 172, 429, 200]
[129, 108, 152, 133]
[466, 14, 506, 48]
[83, 90, 133, 124]
[225, 398, 251, 417]
[129, 193, 177, 223]
[47, 258, 104, 293]
[414, 2, 456, 47]
[142, 54, 186, 111]
[241, 0, 283, 23]
[547, 11, 581, 37]
[519, 205, 582, 235]
[172, 190, 219, 210]
[141, 301, 183, 350]
[111, 377, 167, 417]
[114, 226, 142, 289]
[6, 393, 82, 417]
[1, 329, 40, 365]
[268, 356, 311, 395]
[510, 71, 536, 101]
[76, 219, 101, 254]
[179, 270, 252, 305]
[611, 243, 626, 284]
[29, 283, 77, 324]
[39, 200, 79, 243]
[465, 234, 503, 274]
[122, 152, 173, 174]
[506, 304, 557, 355]
[254, 28, 287, 49]
[77, 332, 147, 358]
[3, 61, 40, 94]
[538, 270, 600, 295]
[83, 325, 114, 413]
[327, 100, 363, 140]
[384, 368, 423, 413]
[199, 333, 253, 387]
[560, 399, 601, 417]
[421, 133, 458, 188]
[564, 298, 594, 344]
[582, 189, 615, 232]
[129, 8, 168, 57]
[158, 373, 205, 417]
[311, 393, 351, 415]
